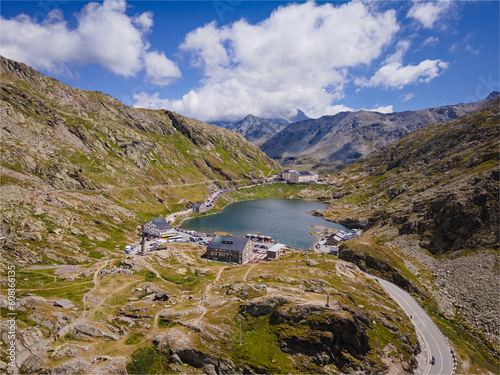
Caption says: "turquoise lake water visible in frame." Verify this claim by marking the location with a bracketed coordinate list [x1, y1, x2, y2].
[181, 198, 348, 249]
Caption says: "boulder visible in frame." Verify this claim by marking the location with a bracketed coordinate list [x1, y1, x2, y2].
[20, 353, 44, 374]
[239, 296, 292, 317]
[50, 358, 91, 375]
[89, 356, 128, 374]
[154, 292, 169, 301]
[53, 299, 75, 309]
[73, 323, 120, 341]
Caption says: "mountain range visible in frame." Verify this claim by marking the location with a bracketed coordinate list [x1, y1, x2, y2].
[213, 109, 310, 146]
[260, 92, 499, 172]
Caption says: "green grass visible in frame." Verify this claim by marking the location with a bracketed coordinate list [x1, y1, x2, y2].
[431, 315, 500, 374]
[125, 332, 145, 345]
[18, 282, 94, 305]
[126, 347, 172, 374]
[230, 315, 296, 373]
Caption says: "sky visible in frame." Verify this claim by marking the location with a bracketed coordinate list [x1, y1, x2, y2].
[1, 0, 498, 122]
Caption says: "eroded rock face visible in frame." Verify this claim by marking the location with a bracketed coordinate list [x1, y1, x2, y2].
[223, 282, 266, 299]
[157, 329, 238, 375]
[270, 304, 371, 371]
[239, 296, 292, 317]
[72, 323, 120, 341]
[50, 358, 91, 375]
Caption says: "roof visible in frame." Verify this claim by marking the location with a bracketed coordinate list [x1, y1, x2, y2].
[207, 235, 250, 252]
[194, 202, 205, 208]
[298, 171, 318, 176]
[282, 169, 297, 173]
[267, 244, 285, 253]
[150, 218, 172, 230]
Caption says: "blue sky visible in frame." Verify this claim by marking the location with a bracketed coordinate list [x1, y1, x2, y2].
[1, 0, 498, 122]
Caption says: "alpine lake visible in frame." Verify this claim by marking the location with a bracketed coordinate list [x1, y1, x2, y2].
[180, 198, 348, 249]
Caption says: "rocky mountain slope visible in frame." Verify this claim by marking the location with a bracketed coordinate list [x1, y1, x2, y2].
[0, 246, 421, 374]
[317, 99, 499, 362]
[215, 115, 288, 146]
[0, 56, 279, 264]
[261, 92, 499, 172]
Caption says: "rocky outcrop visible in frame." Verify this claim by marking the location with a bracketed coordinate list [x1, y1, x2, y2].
[223, 282, 267, 299]
[239, 296, 293, 317]
[50, 358, 91, 375]
[156, 329, 238, 374]
[338, 245, 424, 297]
[72, 322, 120, 341]
[270, 304, 372, 371]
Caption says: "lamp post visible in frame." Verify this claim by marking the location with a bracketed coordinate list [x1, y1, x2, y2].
[237, 314, 242, 345]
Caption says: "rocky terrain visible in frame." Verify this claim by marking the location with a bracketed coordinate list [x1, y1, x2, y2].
[215, 115, 288, 146]
[314, 100, 499, 367]
[213, 109, 310, 147]
[0, 246, 421, 374]
[260, 92, 499, 172]
[0, 55, 279, 265]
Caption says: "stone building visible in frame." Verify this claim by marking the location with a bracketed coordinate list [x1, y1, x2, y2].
[206, 235, 253, 264]
[143, 218, 174, 237]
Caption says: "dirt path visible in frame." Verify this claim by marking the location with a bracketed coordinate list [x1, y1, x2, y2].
[193, 266, 227, 324]
[20, 279, 94, 292]
[87, 279, 140, 320]
[82, 260, 109, 319]
[243, 264, 257, 282]
[145, 264, 177, 286]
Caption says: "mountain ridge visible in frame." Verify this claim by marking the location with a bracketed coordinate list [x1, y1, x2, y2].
[261, 92, 499, 172]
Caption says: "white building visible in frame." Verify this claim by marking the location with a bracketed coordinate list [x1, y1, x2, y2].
[288, 170, 318, 183]
[143, 218, 175, 237]
[281, 169, 297, 181]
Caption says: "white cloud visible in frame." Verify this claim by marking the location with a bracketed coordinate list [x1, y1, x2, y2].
[135, 1, 399, 121]
[407, 0, 452, 29]
[421, 36, 439, 48]
[144, 51, 181, 86]
[362, 60, 449, 89]
[0, 0, 179, 83]
[385, 40, 411, 64]
[369, 105, 393, 114]
[402, 93, 415, 101]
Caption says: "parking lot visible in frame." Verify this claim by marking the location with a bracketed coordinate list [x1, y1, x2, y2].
[123, 228, 215, 255]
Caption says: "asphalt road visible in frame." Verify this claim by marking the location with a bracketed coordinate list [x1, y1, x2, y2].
[374, 277, 455, 375]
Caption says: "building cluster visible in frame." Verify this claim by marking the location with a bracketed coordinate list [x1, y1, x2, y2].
[193, 202, 208, 213]
[281, 169, 318, 183]
[207, 235, 285, 264]
[143, 218, 174, 237]
[325, 229, 361, 246]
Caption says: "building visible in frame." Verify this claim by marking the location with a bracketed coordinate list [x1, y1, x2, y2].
[193, 202, 208, 213]
[266, 243, 286, 259]
[281, 169, 297, 181]
[281, 170, 318, 183]
[143, 218, 175, 237]
[289, 171, 319, 184]
[206, 235, 253, 264]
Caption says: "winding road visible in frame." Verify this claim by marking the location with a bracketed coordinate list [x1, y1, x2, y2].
[373, 277, 455, 375]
